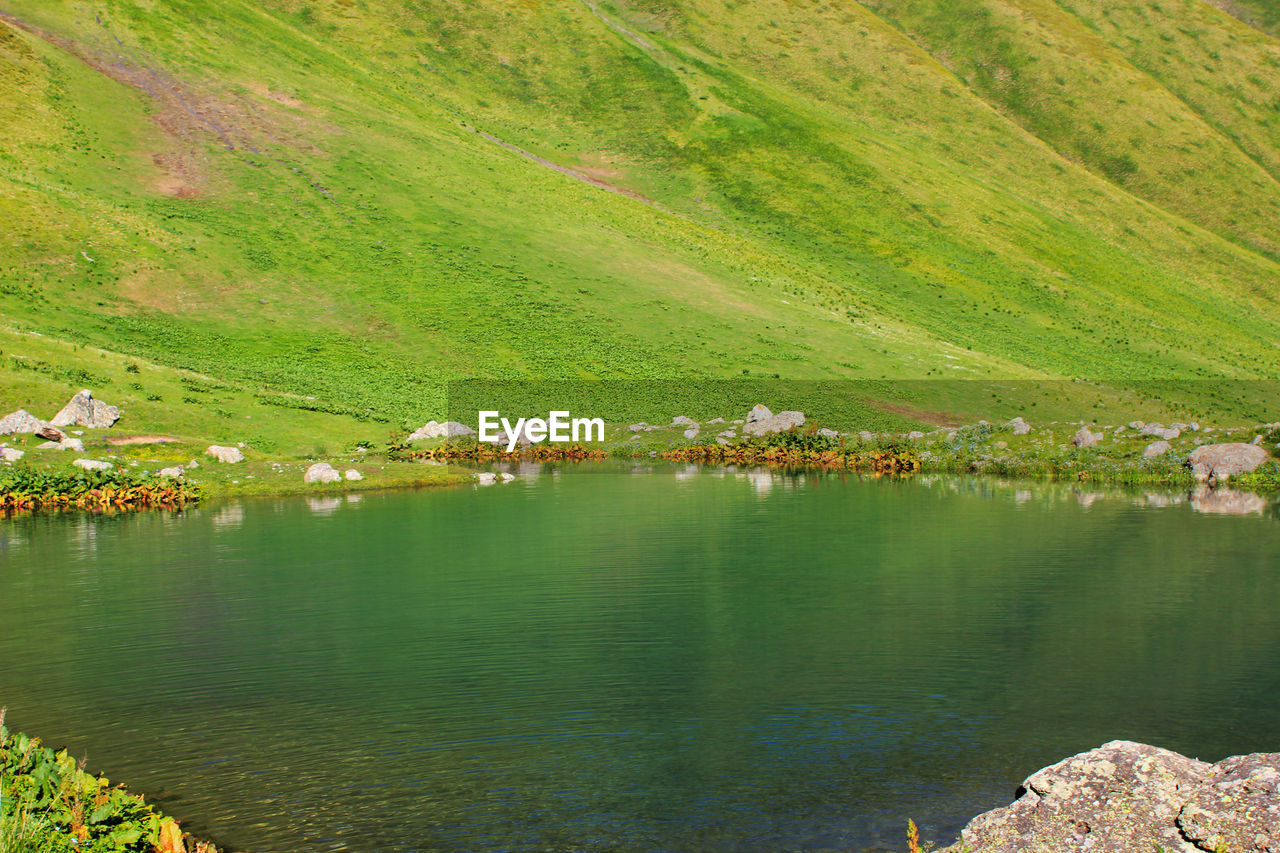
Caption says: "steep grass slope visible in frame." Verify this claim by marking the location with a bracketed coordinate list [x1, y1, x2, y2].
[0, 0, 1278, 437]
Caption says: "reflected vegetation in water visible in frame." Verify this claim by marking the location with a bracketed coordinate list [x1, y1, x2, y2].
[0, 464, 1278, 853]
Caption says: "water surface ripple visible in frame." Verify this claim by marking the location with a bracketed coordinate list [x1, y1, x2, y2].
[1, 466, 1278, 851]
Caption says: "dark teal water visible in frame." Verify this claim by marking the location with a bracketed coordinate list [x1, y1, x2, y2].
[1, 465, 1278, 852]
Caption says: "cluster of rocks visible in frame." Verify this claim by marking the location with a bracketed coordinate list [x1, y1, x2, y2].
[1004, 418, 1273, 486]
[304, 462, 362, 484]
[0, 391, 125, 469]
[942, 740, 1279, 853]
[629, 405, 808, 444]
[0, 390, 121, 438]
[742, 404, 805, 437]
[475, 471, 516, 485]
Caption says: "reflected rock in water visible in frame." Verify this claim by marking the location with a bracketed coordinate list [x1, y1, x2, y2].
[306, 497, 343, 516]
[212, 503, 245, 528]
[675, 464, 700, 482]
[743, 468, 776, 497]
[1074, 491, 1103, 509]
[0, 528, 25, 554]
[69, 518, 99, 557]
[1191, 487, 1269, 516]
[345, 493, 363, 504]
[1015, 490, 1032, 504]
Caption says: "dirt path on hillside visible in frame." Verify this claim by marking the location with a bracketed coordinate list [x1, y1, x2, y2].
[477, 131, 653, 203]
[578, 0, 655, 51]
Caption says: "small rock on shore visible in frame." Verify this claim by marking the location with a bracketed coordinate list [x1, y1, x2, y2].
[304, 462, 342, 484]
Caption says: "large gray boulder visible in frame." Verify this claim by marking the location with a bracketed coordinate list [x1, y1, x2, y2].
[1142, 440, 1172, 459]
[481, 423, 534, 449]
[1188, 443, 1269, 483]
[408, 420, 475, 441]
[304, 462, 341, 484]
[743, 410, 805, 437]
[1071, 427, 1102, 448]
[1009, 417, 1032, 436]
[942, 742, 1280, 853]
[441, 421, 475, 437]
[206, 445, 245, 464]
[745, 404, 773, 424]
[49, 390, 120, 429]
[0, 409, 46, 435]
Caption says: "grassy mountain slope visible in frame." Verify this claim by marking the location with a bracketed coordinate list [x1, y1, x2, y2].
[1, 0, 1278, 439]
[1211, 0, 1280, 40]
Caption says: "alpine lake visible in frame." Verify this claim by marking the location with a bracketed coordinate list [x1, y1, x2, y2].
[2, 462, 1278, 852]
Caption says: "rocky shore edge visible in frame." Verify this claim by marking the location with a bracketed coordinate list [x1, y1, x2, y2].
[942, 740, 1279, 852]
[5, 394, 1279, 508]
[405, 405, 1280, 501]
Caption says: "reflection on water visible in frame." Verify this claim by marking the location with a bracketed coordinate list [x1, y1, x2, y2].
[1191, 487, 1268, 515]
[305, 496, 342, 515]
[210, 503, 244, 528]
[0, 464, 1277, 853]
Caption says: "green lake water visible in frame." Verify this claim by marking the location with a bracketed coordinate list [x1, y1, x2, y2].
[1, 464, 1278, 851]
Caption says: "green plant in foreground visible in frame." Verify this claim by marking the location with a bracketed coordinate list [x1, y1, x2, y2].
[0, 710, 172, 852]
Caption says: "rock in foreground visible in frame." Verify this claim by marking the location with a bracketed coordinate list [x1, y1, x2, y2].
[943, 741, 1279, 853]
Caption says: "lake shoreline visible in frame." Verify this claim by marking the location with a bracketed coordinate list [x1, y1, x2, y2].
[3, 416, 1278, 513]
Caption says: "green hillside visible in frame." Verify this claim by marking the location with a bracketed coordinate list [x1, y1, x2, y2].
[1, 0, 1278, 445]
